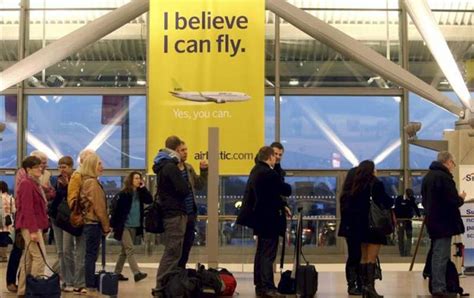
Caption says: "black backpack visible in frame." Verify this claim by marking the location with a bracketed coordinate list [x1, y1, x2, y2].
[159, 268, 202, 298]
[428, 260, 466, 296]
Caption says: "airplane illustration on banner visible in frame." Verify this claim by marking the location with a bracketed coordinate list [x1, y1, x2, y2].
[170, 79, 250, 104]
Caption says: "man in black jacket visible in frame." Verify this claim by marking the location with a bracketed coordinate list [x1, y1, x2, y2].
[394, 188, 420, 256]
[151, 136, 191, 297]
[422, 151, 465, 296]
[239, 146, 292, 297]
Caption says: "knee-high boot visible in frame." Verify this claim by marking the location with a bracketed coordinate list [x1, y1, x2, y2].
[362, 263, 383, 298]
[347, 265, 362, 295]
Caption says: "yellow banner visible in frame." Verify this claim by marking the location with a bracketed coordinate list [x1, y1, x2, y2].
[148, 0, 264, 175]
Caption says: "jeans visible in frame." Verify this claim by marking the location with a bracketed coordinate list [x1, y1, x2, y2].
[84, 224, 102, 289]
[155, 215, 187, 290]
[63, 231, 85, 288]
[114, 227, 140, 275]
[51, 221, 64, 283]
[254, 236, 278, 292]
[6, 232, 23, 285]
[178, 213, 196, 268]
[397, 219, 413, 256]
[431, 236, 452, 293]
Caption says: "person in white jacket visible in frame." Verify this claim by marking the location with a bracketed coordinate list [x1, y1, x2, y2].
[0, 181, 15, 262]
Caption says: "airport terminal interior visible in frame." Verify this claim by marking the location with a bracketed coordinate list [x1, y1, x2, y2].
[1, 0, 474, 297]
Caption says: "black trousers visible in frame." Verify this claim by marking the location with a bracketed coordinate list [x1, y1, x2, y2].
[254, 236, 278, 292]
[397, 220, 413, 256]
[6, 238, 22, 285]
[178, 213, 196, 268]
[345, 237, 362, 284]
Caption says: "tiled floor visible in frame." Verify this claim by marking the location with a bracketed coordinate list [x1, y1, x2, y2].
[1, 261, 473, 297]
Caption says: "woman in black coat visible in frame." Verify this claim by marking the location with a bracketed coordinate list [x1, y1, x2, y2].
[346, 160, 393, 298]
[110, 171, 152, 282]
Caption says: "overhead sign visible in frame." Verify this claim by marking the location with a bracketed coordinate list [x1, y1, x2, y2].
[148, 0, 264, 175]
[459, 165, 474, 270]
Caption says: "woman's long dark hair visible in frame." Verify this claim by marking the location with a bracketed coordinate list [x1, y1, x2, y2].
[122, 171, 142, 194]
[350, 160, 376, 196]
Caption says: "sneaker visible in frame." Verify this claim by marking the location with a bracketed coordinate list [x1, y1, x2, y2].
[63, 286, 74, 292]
[73, 287, 88, 295]
[134, 272, 148, 282]
[117, 273, 129, 281]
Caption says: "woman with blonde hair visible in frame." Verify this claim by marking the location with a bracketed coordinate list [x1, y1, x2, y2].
[79, 153, 111, 294]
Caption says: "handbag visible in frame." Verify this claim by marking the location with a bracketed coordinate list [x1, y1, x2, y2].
[368, 185, 394, 235]
[70, 199, 85, 228]
[55, 199, 83, 236]
[25, 242, 61, 298]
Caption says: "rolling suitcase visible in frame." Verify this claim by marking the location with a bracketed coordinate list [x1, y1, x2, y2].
[95, 236, 119, 296]
[294, 211, 318, 297]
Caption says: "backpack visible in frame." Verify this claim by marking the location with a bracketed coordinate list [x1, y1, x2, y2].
[428, 259, 466, 295]
[109, 193, 119, 218]
[160, 268, 202, 298]
[217, 268, 237, 296]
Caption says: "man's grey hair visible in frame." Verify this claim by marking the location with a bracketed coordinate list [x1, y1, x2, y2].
[437, 151, 454, 163]
[30, 150, 47, 160]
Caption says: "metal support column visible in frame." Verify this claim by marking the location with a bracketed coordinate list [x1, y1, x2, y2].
[207, 127, 219, 267]
[400, 1, 410, 191]
[274, 15, 281, 142]
[16, 0, 29, 167]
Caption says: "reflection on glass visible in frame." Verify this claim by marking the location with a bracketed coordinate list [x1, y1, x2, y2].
[281, 96, 400, 169]
[0, 95, 18, 168]
[27, 10, 146, 87]
[27, 95, 146, 168]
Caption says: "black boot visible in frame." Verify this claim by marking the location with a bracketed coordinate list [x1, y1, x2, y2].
[363, 263, 383, 298]
[347, 265, 362, 295]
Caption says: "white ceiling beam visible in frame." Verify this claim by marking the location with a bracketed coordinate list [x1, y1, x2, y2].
[266, 0, 464, 116]
[0, 0, 148, 92]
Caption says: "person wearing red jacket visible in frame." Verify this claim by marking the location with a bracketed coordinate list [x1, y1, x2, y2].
[15, 156, 50, 297]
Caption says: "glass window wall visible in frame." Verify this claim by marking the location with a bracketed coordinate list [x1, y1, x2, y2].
[0, 10, 19, 71]
[26, 95, 146, 168]
[0, 95, 18, 168]
[280, 96, 400, 169]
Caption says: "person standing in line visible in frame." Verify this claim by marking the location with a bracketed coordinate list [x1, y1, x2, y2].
[176, 140, 208, 268]
[422, 151, 465, 296]
[110, 171, 152, 282]
[238, 146, 292, 297]
[15, 156, 50, 298]
[7, 150, 53, 293]
[151, 136, 190, 297]
[394, 188, 420, 257]
[338, 166, 363, 295]
[49, 156, 76, 292]
[79, 153, 111, 294]
[65, 148, 94, 295]
[347, 160, 393, 298]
